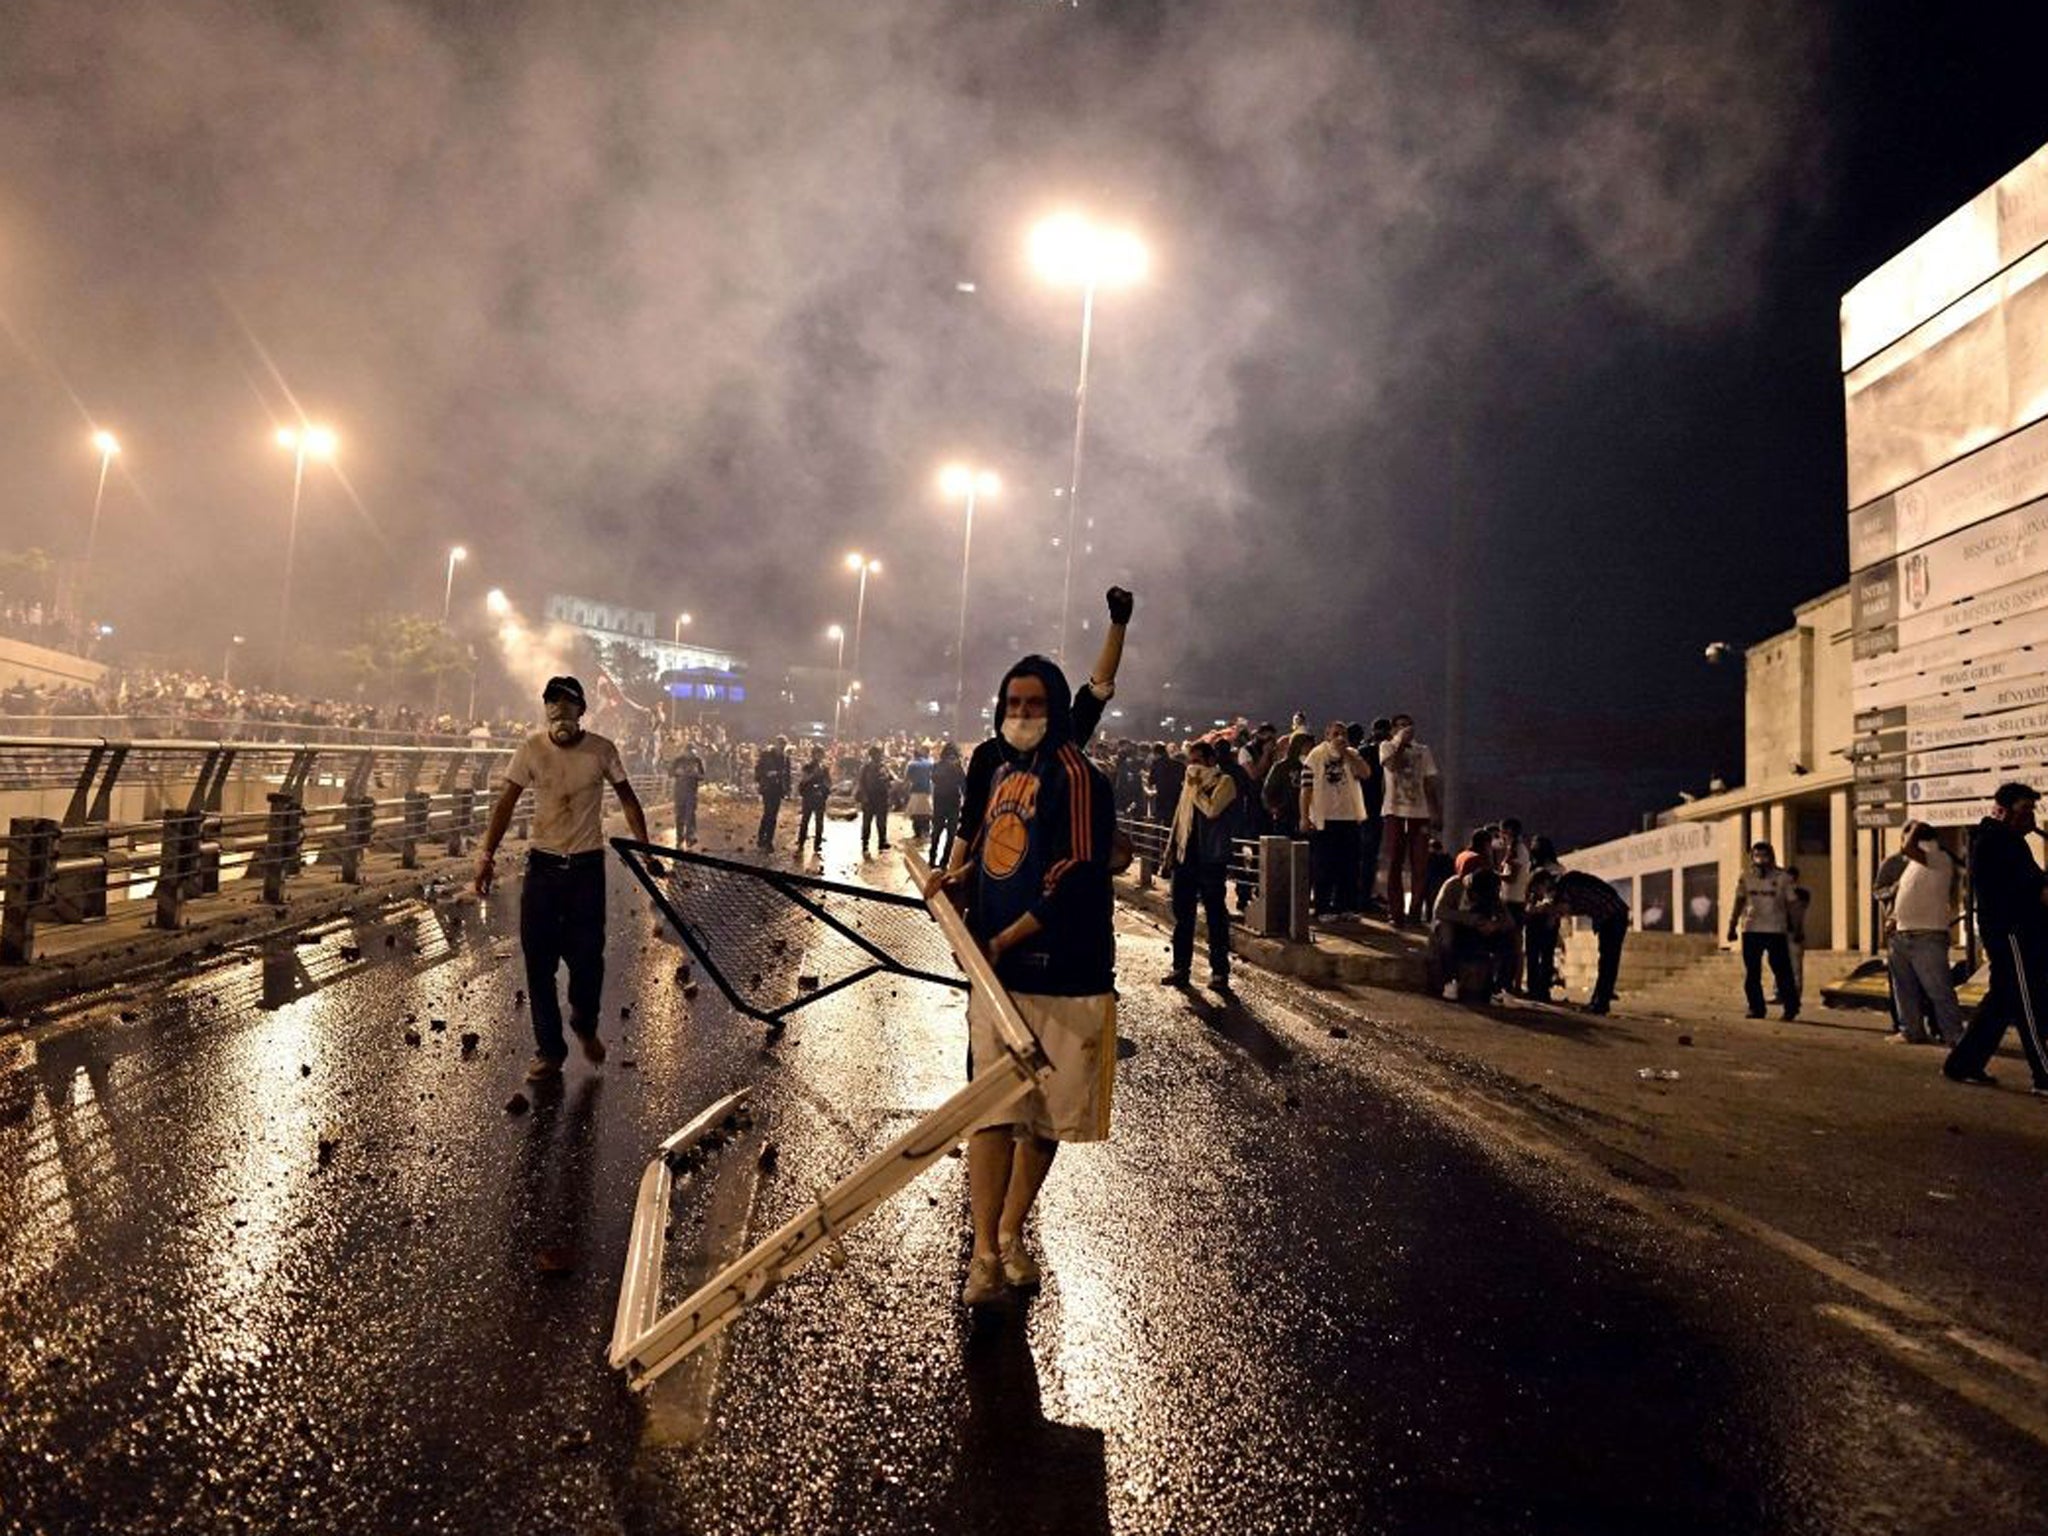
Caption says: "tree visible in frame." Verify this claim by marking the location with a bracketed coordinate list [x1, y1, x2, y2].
[0, 547, 53, 601]
[597, 639, 667, 712]
[342, 613, 471, 701]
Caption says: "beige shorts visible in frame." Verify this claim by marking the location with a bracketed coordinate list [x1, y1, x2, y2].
[967, 990, 1117, 1143]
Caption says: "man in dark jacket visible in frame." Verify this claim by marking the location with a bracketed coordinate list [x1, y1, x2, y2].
[1944, 783, 2048, 1091]
[753, 736, 791, 850]
[795, 746, 832, 854]
[929, 741, 966, 866]
[1526, 866, 1631, 1014]
[858, 745, 893, 856]
[1164, 737, 1238, 989]
[931, 654, 1117, 1309]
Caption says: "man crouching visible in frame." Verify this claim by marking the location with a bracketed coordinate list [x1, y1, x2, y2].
[937, 655, 1117, 1307]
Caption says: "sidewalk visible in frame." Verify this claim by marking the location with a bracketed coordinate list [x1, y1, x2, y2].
[1112, 871, 1430, 989]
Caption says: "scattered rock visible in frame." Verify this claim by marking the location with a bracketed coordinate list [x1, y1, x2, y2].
[118, 1010, 140, 1024]
[554, 1427, 590, 1453]
[797, 974, 820, 991]
[384, 934, 398, 948]
[504, 1092, 529, 1115]
[338, 945, 362, 962]
[1283, 1092, 1302, 1110]
[1677, 1034, 1694, 1047]
[300, 1063, 312, 1078]
[619, 1004, 632, 1019]
[513, 989, 526, 1006]
[1328, 1025, 1349, 1040]
[429, 1019, 447, 1033]
[536, 1247, 576, 1274]
[757, 1143, 779, 1172]
[770, 937, 788, 955]
[620, 1059, 637, 1070]
[403, 1029, 422, 1047]
[674, 962, 693, 983]
[946, 1146, 963, 1159]
[316, 1137, 338, 1168]
[748, 971, 762, 989]
[682, 981, 700, 999]
[460, 1032, 480, 1056]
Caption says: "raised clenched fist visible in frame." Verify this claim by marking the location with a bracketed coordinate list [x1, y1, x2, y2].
[1105, 587, 1135, 624]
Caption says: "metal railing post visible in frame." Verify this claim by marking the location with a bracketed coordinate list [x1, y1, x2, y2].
[401, 790, 430, 869]
[260, 792, 304, 905]
[155, 811, 203, 929]
[3, 817, 61, 964]
[337, 797, 376, 884]
[446, 785, 474, 857]
[1288, 839, 1311, 943]
[1254, 835, 1288, 937]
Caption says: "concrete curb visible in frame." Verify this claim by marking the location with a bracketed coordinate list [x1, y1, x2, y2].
[1115, 878, 1428, 990]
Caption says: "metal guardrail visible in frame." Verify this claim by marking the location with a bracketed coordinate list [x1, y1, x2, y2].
[0, 713, 527, 749]
[1116, 814, 1263, 888]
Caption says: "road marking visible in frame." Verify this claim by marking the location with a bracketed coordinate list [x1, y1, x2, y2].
[1817, 1304, 2048, 1451]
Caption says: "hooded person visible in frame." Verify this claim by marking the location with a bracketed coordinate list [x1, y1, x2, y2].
[936, 652, 1118, 1309]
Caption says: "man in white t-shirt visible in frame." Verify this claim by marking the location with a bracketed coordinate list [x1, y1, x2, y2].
[1885, 821, 1963, 1045]
[1377, 713, 1441, 924]
[1298, 719, 1370, 917]
[475, 676, 653, 1082]
[1727, 840, 1799, 1021]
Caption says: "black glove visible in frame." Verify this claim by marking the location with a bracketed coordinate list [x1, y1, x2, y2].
[1105, 586, 1134, 625]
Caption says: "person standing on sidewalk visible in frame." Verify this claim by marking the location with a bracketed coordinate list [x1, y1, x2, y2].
[1299, 719, 1369, 919]
[754, 737, 791, 850]
[858, 745, 894, 856]
[1944, 784, 2048, 1092]
[929, 741, 966, 866]
[1163, 737, 1238, 990]
[475, 676, 652, 1083]
[1885, 821, 1964, 1047]
[1379, 714, 1442, 925]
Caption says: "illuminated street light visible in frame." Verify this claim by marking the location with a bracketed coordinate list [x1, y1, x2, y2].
[827, 624, 847, 742]
[273, 421, 339, 689]
[843, 552, 881, 736]
[442, 545, 468, 622]
[1029, 212, 1147, 665]
[674, 612, 693, 643]
[485, 587, 511, 618]
[223, 633, 245, 688]
[77, 428, 123, 644]
[939, 464, 1000, 741]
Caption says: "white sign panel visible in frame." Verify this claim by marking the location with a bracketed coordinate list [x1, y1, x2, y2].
[1565, 821, 1718, 881]
[1847, 414, 2048, 568]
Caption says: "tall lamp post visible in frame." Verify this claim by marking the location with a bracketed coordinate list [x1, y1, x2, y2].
[222, 634, 246, 688]
[843, 552, 880, 737]
[826, 624, 846, 743]
[431, 544, 468, 722]
[78, 430, 121, 642]
[939, 463, 999, 742]
[673, 611, 693, 643]
[272, 423, 337, 690]
[1029, 212, 1147, 666]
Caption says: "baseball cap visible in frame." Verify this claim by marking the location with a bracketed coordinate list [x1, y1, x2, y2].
[542, 676, 586, 707]
[1994, 781, 2039, 809]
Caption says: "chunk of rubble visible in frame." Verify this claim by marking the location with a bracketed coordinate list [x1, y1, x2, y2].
[504, 1092, 529, 1115]
[460, 1032, 480, 1056]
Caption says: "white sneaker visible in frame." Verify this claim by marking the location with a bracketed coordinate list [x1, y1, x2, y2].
[998, 1237, 1042, 1289]
[962, 1254, 1005, 1307]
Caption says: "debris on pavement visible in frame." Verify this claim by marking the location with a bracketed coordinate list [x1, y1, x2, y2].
[504, 1092, 529, 1115]
[1636, 1068, 1681, 1082]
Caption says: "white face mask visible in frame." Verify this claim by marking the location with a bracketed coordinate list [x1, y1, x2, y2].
[546, 701, 584, 745]
[1002, 717, 1047, 753]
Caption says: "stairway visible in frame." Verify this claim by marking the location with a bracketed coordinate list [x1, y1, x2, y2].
[1560, 927, 1864, 1013]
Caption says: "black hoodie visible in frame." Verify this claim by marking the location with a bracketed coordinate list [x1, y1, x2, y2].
[968, 656, 1116, 995]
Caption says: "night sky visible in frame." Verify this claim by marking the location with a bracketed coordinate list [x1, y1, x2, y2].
[1, 0, 2043, 845]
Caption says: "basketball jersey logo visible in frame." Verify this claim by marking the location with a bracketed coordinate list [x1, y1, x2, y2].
[980, 771, 1040, 881]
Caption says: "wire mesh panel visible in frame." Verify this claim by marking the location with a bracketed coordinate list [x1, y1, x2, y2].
[611, 839, 967, 1032]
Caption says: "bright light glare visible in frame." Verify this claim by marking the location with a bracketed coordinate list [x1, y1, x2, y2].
[940, 465, 1001, 499]
[276, 423, 338, 459]
[485, 588, 511, 617]
[845, 552, 864, 571]
[678, 612, 692, 626]
[826, 624, 844, 641]
[1029, 213, 1148, 289]
[92, 430, 121, 457]
[450, 545, 468, 562]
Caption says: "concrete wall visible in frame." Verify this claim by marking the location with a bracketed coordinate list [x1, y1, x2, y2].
[0, 636, 106, 692]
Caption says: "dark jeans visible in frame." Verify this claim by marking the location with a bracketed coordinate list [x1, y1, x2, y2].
[520, 850, 606, 1061]
[797, 803, 826, 849]
[1309, 819, 1362, 915]
[1525, 914, 1561, 996]
[1359, 813, 1385, 907]
[1589, 916, 1627, 1008]
[1741, 931, 1798, 1017]
[1171, 858, 1231, 979]
[672, 785, 698, 843]
[929, 806, 961, 867]
[1499, 901, 1526, 992]
[1433, 921, 1513, 1001]
[1945, 929, 2048, 1086]
[861, 805, 891, 850]
[756, 790, 783, 848]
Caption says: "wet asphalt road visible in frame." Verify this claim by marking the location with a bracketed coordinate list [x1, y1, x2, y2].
[5, 815, 2048, 1535]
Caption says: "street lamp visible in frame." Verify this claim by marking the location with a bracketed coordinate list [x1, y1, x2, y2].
[674, 611, 693, 643]
[939, 464, 1000, 741]
[485, 587, 511, 618]
[77, 429, 121, 642]
[273, 422, 337, 690]
[843, 551, 880, 735]
[1029, 212, 1147, 665]
[826, 624, 846, 742]
[223, 634, 245, 687]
